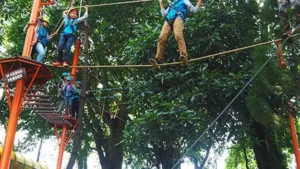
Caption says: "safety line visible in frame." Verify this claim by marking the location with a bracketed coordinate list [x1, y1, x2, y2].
[87, 100, 127, 123]
[71, 0, 153, 9]
[45, 33, 300, 69]
[170, 33, 296, 169]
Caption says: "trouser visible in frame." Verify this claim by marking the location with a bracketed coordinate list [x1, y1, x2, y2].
[35, 42, 47, 63]
[71, 98, 80, 118]
[156, 17, 187, 60]
[57, 96, 64, 114]
[278, 0, 300, 32]
[57, 34, 75, 63]
[64, 97, 72, 115]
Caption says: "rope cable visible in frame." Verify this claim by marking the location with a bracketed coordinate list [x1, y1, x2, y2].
[170, 33, 296, 169]
[70, 0, 152, 9]
[50, 0, 75, 34]
[45, 33, 300, 68]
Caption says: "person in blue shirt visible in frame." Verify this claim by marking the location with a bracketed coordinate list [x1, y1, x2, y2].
[53, 6, 88, 67]
[63, 76, 75, 115]
[57, 72, 69, 114]
[71, 81, 82, 118]
[150, 0, 202, 69]
[30, 17, 56, 63]
[71, 81, 90, 118]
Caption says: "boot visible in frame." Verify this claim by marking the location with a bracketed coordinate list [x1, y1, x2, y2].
[63, 61, 69, 67]
[279, 10, 292, 38]
[149, 58, 162, 70]
[53, 61, 61, 67]
[180, 55, 188, 67]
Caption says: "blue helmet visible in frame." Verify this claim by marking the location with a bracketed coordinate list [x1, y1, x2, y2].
[62, 72, 69, 76]
[66, 76, 72, 81]
[76, 81, 82, 86]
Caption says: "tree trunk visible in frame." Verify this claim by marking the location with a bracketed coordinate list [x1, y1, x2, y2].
[36, 137, 43, 162]
[160, 145, 180, 169]
[243, 147, 250, 169]
[66, 1, 89, 168]
[251, 122, 286, 169]
[91, 92, 128, 169]
[194, 143, 211, 169]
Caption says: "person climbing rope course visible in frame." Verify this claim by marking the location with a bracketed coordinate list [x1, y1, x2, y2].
[150, 0, 203, 70]
[53, 5, 88, 67]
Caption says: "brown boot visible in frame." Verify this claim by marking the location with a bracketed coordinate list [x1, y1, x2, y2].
[149, 58, 162, 70]
[180, 55, 188, 67]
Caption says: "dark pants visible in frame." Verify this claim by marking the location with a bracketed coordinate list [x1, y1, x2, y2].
[57, 34, 75, 63]
[72, 98, 80, 118]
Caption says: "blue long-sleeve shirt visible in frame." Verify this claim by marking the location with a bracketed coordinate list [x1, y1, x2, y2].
[160, 0, 201, 18]
[61, 12, 88, 36]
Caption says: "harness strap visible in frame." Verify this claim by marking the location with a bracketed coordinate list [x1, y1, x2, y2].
[166, 0, 185, 27]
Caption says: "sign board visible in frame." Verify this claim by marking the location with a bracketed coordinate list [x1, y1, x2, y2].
[3, 68, 26, 83]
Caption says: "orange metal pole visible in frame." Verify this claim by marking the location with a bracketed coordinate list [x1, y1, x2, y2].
[22, 0, 42, 57]
[0, 79, 25, 169]
[289, 113, 300, 169]
[56, 125, 68, 169]
[56, 39, 80, 169]
[275, 41, 287, 69]
[71, 39, 81, 82]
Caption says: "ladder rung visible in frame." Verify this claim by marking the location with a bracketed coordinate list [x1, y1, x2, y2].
[33, 107, 55, 110]
[26, 99, 50, 102]
[26, 94, 50, 98]
[36, 110, 57, 113]
[29, 103, 52, 106]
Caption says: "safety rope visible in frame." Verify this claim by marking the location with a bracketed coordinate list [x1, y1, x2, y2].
[45, 33, 300, 68]
[70, 0, 152, 9]
[87, 100, 127, 122]
[51, 0, 75, 34]
[78, 0, 83, 18]
[170, 33, 298, 169]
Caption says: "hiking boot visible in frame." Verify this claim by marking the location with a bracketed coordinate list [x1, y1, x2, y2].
[180, 55, 188, 67]
[63, 61, 69, 67]
[53, 61, 61, 67]
[149, 58, 162, 70]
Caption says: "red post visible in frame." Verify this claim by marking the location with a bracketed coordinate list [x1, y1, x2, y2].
[56, 125, 68, 169]
[71, 39, 81, 82]
[0, 79, 25, 169]
[275, 41, 287, 69]
[289, 113, 300, 169]
[22, 0, 42, 58]
[56, 38, 80, 169]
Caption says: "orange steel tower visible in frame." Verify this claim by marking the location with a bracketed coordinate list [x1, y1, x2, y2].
[0, 0, 54, 169]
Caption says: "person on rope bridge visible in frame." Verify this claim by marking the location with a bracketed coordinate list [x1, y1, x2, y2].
[71, 81, 90, 118]
[63, 76, 75, 115]
[24, 17, 56, 63]
[278, 0, 300, 38]
[57, 72, 69, 114]
[53, 5, 88, 67]
[150, 0, 203, 69]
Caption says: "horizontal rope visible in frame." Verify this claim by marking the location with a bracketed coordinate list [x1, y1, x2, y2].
[71, 0, 153, 9]
[45, 33, 300, 69]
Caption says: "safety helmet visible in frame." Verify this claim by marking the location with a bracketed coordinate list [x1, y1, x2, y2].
[66, 76, 73, 81]
[40, 16, 50, 24]
[75, 81, 82, 86]
[62, 72, 69, 76]
[68, 8, 78, 15]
